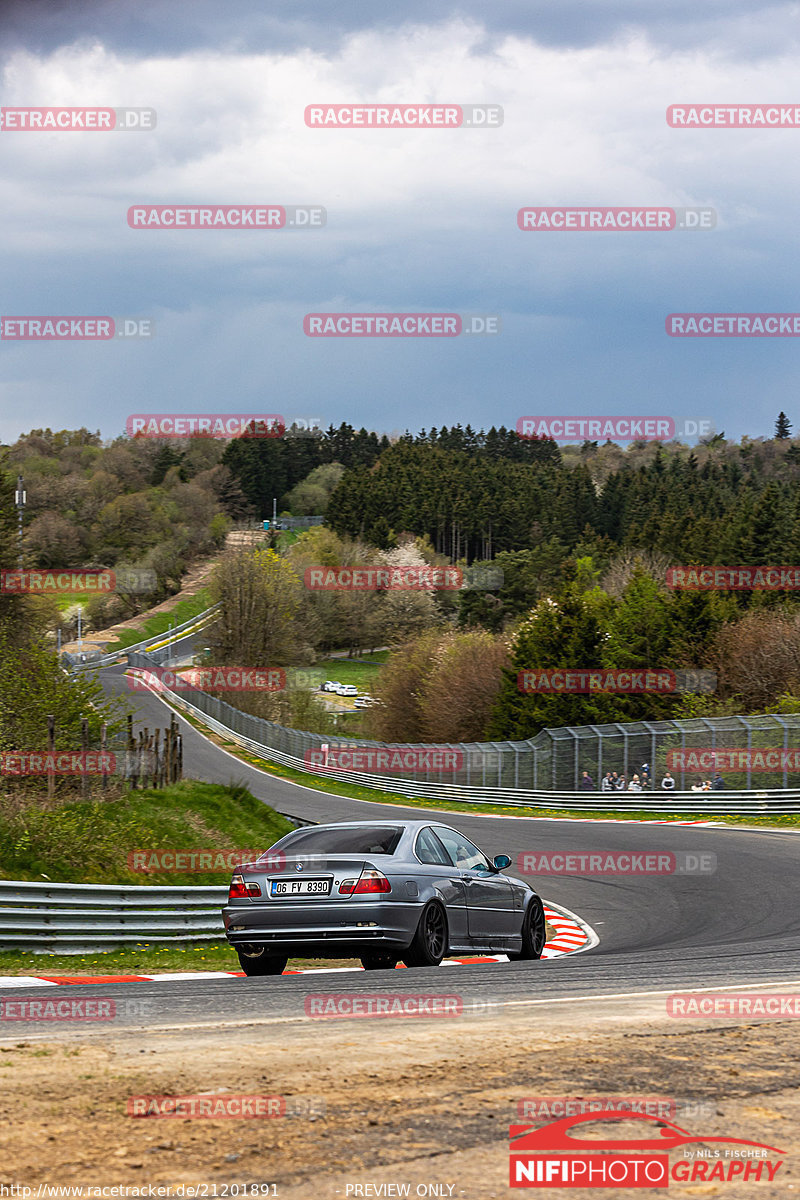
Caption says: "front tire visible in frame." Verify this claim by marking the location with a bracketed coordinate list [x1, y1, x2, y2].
[236, 945, 289, 976]
[508, 896, 546, 961]
[403, 902, 448, 967]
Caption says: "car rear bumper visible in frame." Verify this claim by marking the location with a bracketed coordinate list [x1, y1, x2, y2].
[222, 899, 420, 953]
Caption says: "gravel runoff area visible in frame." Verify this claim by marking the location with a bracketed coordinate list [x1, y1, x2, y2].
[0, 986, 797, 1198]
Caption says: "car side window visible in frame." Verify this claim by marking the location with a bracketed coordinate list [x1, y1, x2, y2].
[435, 828, 492, 872]
[415, 827, 453, 866]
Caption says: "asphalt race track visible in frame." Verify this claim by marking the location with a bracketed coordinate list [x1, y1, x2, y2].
[8, 663, 798, 1035]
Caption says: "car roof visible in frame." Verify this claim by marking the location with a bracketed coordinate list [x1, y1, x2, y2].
[284, 819, 459, 833]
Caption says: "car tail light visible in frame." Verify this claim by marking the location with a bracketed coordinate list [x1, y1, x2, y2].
[228, 873, 262, 899]
[338, 869, 391, 895]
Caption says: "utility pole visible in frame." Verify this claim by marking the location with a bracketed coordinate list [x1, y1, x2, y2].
[14, 475, 25, 567]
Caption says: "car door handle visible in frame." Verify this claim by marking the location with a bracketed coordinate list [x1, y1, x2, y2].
[450, 878, 464, 886]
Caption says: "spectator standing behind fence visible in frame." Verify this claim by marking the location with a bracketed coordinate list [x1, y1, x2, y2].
[580, 770, 594, 791]
[616, 773, 627, 790]
[640, 763, 650, 785]
[661, 771, 676, 791]
[711, 772, 726, 790]
[601, 771, 615, 792]
[628, 774, 642, 792]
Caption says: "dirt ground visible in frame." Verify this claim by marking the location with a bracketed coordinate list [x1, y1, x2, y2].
[61, 554, 218, 655]
[0, 991, 798, 1198]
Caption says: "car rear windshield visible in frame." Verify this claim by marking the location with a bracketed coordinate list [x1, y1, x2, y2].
[266, 826, 403, 856]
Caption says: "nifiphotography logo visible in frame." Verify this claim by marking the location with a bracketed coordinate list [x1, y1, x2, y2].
[509, 1111, 786, 1188]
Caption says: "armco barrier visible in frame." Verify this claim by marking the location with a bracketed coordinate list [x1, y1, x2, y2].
[64, 604, 220, 671]
[0, 880, 228, 951]
[127, 664, 800, 814]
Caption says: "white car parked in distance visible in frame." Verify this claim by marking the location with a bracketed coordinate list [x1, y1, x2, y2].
[338, 684, 358, 696]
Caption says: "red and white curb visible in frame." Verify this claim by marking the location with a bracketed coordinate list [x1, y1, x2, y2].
[0, 901, 595, 988]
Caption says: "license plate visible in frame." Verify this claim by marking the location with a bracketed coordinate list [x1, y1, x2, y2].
[270, 877, 331, 897]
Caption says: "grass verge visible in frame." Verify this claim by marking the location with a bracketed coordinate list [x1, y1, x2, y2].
[295, 656, 384, 692]
[0, 780, 293, 884]
[104, 590, 213, 652]
[0, 944, 365, 976]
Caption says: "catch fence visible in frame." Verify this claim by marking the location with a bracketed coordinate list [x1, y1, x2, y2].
[125, 655, 800, 794]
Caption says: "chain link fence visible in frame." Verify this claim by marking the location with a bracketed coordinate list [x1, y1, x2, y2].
[126, 653, 800, 792]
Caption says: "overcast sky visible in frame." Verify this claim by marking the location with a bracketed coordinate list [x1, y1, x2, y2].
[1, 0, 799, 445]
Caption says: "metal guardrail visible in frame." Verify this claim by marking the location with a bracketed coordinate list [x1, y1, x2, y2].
[136, 671, 800, 815]
[0, 880, 228, 951]
[64, 605, 220, 671]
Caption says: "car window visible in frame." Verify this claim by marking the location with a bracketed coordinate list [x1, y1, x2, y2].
[435, 827, 492, 872]
[415, 827, 453, 866]
[261, 826, 403, 857]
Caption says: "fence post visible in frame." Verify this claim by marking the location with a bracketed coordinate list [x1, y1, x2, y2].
[81, 717, 89, 799]
[101, 723, 108, 793]
[47, 714, 55, 801]
[154, 727, 162, 787]
[143, 729, 151, 788]
[127, 714, 136, 790]
[165, 720, 173, 784]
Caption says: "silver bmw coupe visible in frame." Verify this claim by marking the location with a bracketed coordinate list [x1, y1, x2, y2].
[223, 819, 546, 974]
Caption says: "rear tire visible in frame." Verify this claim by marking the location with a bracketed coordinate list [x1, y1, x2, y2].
[508, 896, 546, 961]
[236, 946, 288, 976]
[403, 902, 448, 967]
[360, 954, 398, 970]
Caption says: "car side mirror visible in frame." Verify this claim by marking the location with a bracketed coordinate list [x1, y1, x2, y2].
[493, 854, 512, 871]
